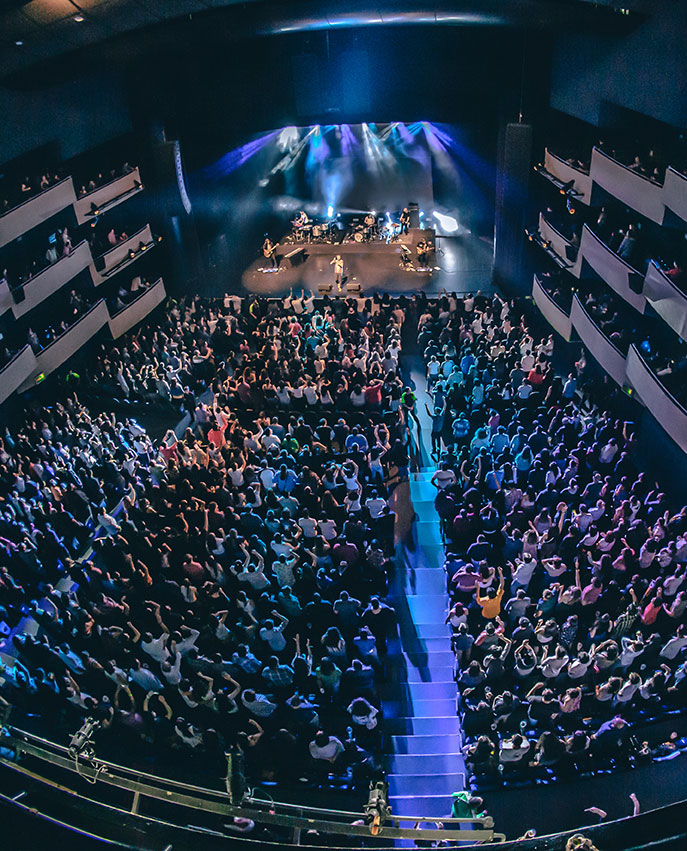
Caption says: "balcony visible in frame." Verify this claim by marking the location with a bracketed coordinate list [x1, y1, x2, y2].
[12, 241, 92, 319]
[108, 279, 166, 339]
[642, 261, 687, 342]
[0, 346, 37, 405]
[16, 300, 109, 392]
[539, 149, 592, 204]
[578, 225, 645, 314]
[663, 167, 687, 223]
[626, 345, 687, 454]
[570, 294, 628, 387]
[535, 213, 581, 275]
[90, 225, 155, 286]
[532, 275, 572, 341]
[590, 147, 665, 225]
[0, 178, 76, 248]
[73, 168, 143, 226]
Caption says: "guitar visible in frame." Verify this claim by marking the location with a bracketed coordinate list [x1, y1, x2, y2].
[263, 242, 277, 258]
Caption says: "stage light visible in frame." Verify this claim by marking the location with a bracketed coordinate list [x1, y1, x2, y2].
[327, 205, 334, 218]
[258, 178, 269, 188]
[432, 211, 459, 233]
[371, 211, 376, 217]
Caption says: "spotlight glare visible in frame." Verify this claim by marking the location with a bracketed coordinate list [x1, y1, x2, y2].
[433, 211, 459, 233]
[327, 205, 334, 218]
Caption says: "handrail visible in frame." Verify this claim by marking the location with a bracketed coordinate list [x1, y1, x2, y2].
[0, 343, 32, 374]
[539, 214, 573, 245]
[78, 168, 140, 200]
[108, 278, 164, 319]
[1, 726, 498, 842]
[646, 259, 686, 298]
[34, 299, 106, 356]
[628, 343, 687, 418]
[592, 146, 664, 187]
[572, 294, 626, 357]
[12, 238, 90, 295]
[532, 275, 571, 316]
[666, 164, 687, 182]
[96, 225, 149, 261]
[545, 148, 589, 175]
[0, 176, 73, 218]
[581, 223, 642, 275]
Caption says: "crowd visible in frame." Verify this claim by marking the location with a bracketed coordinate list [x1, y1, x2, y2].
[417, 292, 687, 788]
[0, 293, 411, 792]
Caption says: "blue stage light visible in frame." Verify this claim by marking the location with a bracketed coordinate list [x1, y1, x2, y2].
[327, 205, 334, 218]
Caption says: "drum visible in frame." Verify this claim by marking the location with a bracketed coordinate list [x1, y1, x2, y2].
[353, 231, 364, 243]
[312, 225, 322, 239]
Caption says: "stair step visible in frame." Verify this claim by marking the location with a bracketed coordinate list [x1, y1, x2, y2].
[390, 753, 464, 773]
[408, 596, 449, 620]
[415, 623, 452, 638]
[407, 681, 456, 700]
[385, 698, 457, 718]
[390, 795, 453, 818]
[409, 480, 438, 502]
[392, 734, 460, 754]
[405, 666, 455, 684]
[386, 716, 461, 736]
[389, 772, 464, 797]
[415, 521, 444, 545]
[404, 650, 455, 667]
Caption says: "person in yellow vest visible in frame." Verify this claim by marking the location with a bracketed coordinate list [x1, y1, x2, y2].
[476, 566, 505, 619]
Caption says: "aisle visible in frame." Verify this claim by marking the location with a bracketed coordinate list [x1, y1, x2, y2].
[383, 359, 466, 820]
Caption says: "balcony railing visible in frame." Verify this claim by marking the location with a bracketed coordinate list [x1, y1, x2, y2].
[570, 294, 628, 386]
[108, 278, 166, 339]
[541, 149, 592, 204]
[12, 240, 91, 319]
[642, 260, 687, 342]
[73, 168, 143, 226]
[0, 279, 12, 317]
[90, 224, 154, 285]
[663, 166, 687, 222]
[0, 178, 77, 248]
[0, 345, 37, 404]
[537, 213, 581, 274]
[577, 224, 645, 313]
[16, 300, 109, 392]
[545, 146, 687, 224]
[626, 345, 687, 454]
[532, 275, 572, 341]
[590, 147, 665, 224]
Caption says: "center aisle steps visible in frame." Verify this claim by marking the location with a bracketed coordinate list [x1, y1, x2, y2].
[383, 355, 466, 823]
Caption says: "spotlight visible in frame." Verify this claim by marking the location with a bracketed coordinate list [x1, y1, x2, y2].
[371, 211, 376, 217]
[258, 178, 269, 188]
[15, 40, 23, 46]
[432, 211, 459, 234]
[138, 242, 146, 252]
[327, 205, 334, 219]
[73, 14, 85, 22]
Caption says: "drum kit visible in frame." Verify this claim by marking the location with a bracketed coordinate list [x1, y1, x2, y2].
[290, 218, 335, 244]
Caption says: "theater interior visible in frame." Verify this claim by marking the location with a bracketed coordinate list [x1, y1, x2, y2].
[1, 1, 687, 849]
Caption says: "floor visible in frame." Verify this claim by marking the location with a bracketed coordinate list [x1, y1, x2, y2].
[383, 354, 466, 822]
[241, 232, 494, 297]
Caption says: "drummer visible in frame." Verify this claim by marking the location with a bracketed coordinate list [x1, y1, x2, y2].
[363, 211, 377, 241]
[294, 210, 308, 227]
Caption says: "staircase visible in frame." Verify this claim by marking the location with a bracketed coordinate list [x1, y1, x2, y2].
[383, 362, 465, 821]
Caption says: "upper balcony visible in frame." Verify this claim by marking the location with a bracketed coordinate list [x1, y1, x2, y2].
[570, 294, 628, 387]
[578, 225, 645, 314]
[532, 275, 572, 341]
[590, 147, 665, 225]
[90, 225, 155, 286]
[0, 178, 76, 249]
[12, 240, 92, 319]
[108, 278, 167, 339]
[73, 168, 143, 227]
[537, 149, 592, 205]
[0, 346, 37, 405]
[626, 345, 687, 454]
[663, 167, 687, 223]
[16, 300, 109, 393]
[642, 261, 687, 343]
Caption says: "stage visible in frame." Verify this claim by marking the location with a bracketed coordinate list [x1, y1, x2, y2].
[241, 228, 494, 297]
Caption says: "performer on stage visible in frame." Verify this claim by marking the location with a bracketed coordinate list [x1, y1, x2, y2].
[400, 207, 410, 235]
[330, 254, 344, 291]
[416, 239, 427, 269]
[363, 212, 377, 241]
[262, 237, 278, 270]
[294, 210, 308, 228]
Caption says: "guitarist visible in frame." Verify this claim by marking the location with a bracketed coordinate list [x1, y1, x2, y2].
[262, 237, 278, 270]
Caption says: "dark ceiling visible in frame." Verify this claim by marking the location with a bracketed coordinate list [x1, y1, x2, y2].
[0, 0, 646, 85]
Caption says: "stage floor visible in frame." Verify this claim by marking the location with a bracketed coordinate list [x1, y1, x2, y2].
[241, 230, 494, 297]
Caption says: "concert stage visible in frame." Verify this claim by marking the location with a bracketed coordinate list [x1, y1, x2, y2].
[242, 228, 494, 297]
